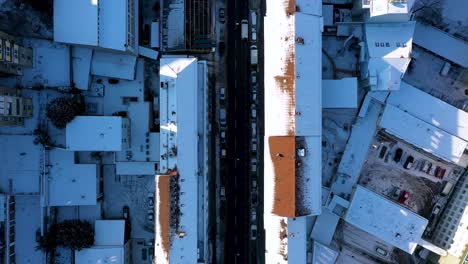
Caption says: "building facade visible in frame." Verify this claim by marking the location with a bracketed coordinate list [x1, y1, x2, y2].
[0, 87, 33, 127]
[432, 172, 468, 258]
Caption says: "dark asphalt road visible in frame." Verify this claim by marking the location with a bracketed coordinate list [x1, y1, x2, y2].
[224, 0, 251, 263]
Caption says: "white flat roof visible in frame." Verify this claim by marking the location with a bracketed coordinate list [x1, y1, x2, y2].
[413, 22, 468, 67]
[99, 0, 127, 51]
[48, 149, 97, 206]
[311, 209, 340, 245]
[322, 78, 358, 108]
[380, 104, 467, 163]
[387, 82, 468, 142]
[75, 246, 124, 264]
[54, 0, 98, 46]
[158, 56, 202, 263]
[72, 47, 93, 90]
[66, 116, 124, 151]
[91, 51, 137, 81]
[345, 186, 428, 254]
[95, 220, 125, 246]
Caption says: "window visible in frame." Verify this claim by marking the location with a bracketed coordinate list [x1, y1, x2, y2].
[375, 42, 379, 47]
[396, 42, 401, 47]
[385, 42, 390, 47]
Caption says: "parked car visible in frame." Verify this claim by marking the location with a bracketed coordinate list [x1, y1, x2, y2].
[147, 209, 154, 222]
[219, 108, 227, 126]
[219, 8, 225, 23]
[218, 41, 225, 56]
[398, 191, 410, 204]
[251, 192, 258, 206]
[393, 148, 403, 162]
[403, 156, 414, 169]
[251, 211, 257, 221]
[251, 28, 257, 42]
[220, 87, 225, 101]
[251, 70, 257, 84]
[251, 224, 257, 240]
[220, 129, 226, 142]
[432, 204, 441, 215]
[148, 193, 154, 208]
[379, 146, 387, 159]
[220, 187, 226, 201]
[376, 247, 388, 256]
[123, 205, 130, 220]
[250, 11, 257, 27]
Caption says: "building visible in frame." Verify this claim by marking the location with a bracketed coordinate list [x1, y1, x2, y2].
[432, 172, 468, 258]
[353, 0, 414, 22]
[66, 116, 130, 152]
[75, 220, 131, 264]
[0, 87, 32, 126]
[378, 82, 468, 165]
[263, 0, 322, 263]
[0, 194, 15, 264]
[46, 149, 101, 206]
[160, 0, 213, 52]
[0, 31, 33, 76]
[361, 22, 415, 91]
[345, 185, 428, 254]
[155, 56, 208, 264]
[54, 0, 138, 54]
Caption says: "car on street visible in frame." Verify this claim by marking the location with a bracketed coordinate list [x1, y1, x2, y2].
[251, 70, 257, 84]
[251, 211, 257, 222]
[393, 148, 403, 162]
[241, 19, 248, 39]
[403, 156, 414, 169]
[148, 209, 154, 222]
[218, 41, 225, 56]
[219, 8, 225, 23]
[220, 129, 226, 142]
[148, 193, 154, 208]
[251, 224, 257, 240]
[432, 204, 441, 215]
[250, 11, 257, 27]
[251, 27, 257, 42]
[220, 187, 226, 201]
[251, 192, 258, 206]
[220, 87, 225, 102]
[219, 108, 227, 126]
[376, 247, 388, 256]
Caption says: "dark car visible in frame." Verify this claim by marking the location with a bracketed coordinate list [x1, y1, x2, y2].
[403, 156, 414, 169]
[123, 205, 130, 220]
[393, 148, 403, 162]
[379, 146, 388, 159]
[219, 8, 225, 23]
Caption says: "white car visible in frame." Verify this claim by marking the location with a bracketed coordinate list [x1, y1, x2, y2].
[148, 209, 154, 222]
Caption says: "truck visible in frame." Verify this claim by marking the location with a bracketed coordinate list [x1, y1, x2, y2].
[241, 19, 248, 40]
[250, 45, 258, 65]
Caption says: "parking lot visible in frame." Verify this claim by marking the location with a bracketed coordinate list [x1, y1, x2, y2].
[358, 132, 463, 217]
[102, 165, 155, 263]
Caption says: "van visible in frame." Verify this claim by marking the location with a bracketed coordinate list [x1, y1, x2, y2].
[241, 19, 248, 39]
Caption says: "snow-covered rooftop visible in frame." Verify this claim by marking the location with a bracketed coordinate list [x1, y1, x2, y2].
[157, 56, 207, 263]
[345, 185, 428, 254]
[161, 0, 185, 50]
[362, 0, 414, 22]
[365, 22, 415, 91]
[95, 220, 125, 246]
[91, 51, 137, 81]
[413, 22, 468, 68]
[54, 0, 98, 47]
[48, 149, 97, 206]
[66, 116, 128, 151]
[380, 104, 467, 163]
[75, 246, 125, 264]
[322, 78, 358, 108]
[387, 82, 468, 142]
[264, 0, 322, 262]
[0, 135, 41, 194]
[54, 0, 136, 52]
[72, 47, 92, 90]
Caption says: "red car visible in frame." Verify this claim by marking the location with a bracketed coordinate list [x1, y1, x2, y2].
[398, 191, 410, 204]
